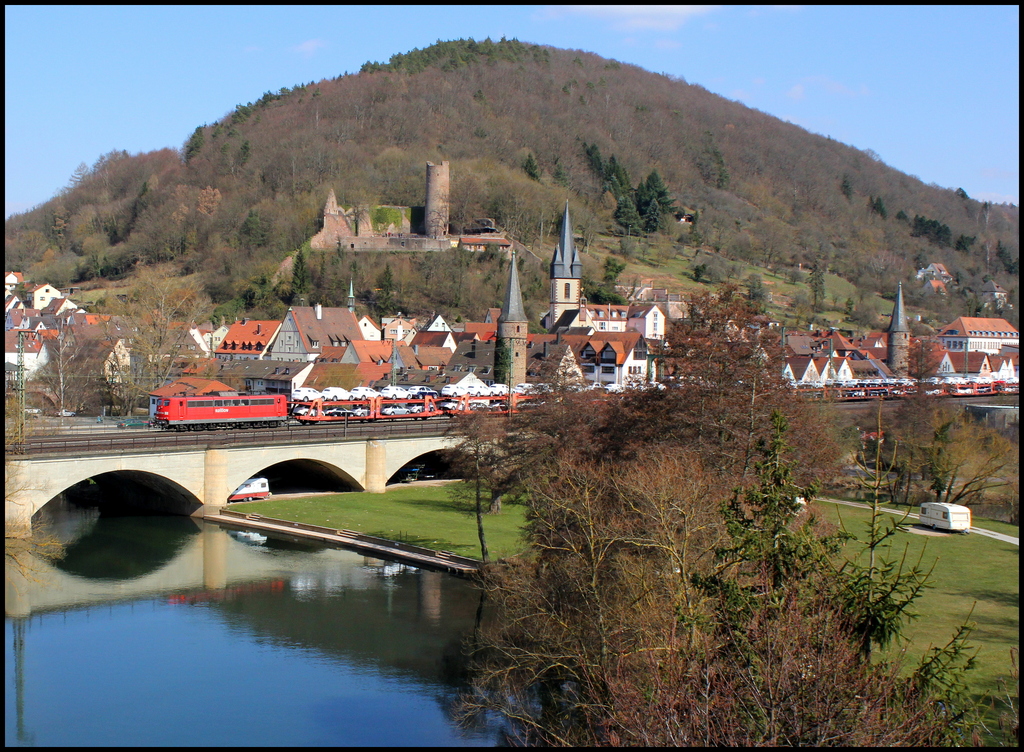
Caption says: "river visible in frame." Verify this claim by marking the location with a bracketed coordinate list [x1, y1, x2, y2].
[5, 506, 501, 746]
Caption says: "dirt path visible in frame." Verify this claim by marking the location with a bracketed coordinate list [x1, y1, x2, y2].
[260, 479, 460, 500]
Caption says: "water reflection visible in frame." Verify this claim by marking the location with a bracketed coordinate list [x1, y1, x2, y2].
[5, 511, 498, 746]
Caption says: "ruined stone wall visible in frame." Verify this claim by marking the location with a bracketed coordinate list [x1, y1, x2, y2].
[310, 190, 355, 250]
[335, 236, 453, 253]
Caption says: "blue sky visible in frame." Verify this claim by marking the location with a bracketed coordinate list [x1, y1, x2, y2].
[5, 5, 1019, 218]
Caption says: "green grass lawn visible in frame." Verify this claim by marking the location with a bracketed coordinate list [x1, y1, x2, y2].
[232, 487, 1016, 733]
[813, 499, 1019, 726]
[231, 482, 529, 560]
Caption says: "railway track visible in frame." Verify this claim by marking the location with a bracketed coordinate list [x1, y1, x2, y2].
[12, 416, 452, 457]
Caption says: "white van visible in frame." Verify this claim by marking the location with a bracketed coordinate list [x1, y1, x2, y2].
[919, 502, 971, 533]
[228, 477, 271, 502]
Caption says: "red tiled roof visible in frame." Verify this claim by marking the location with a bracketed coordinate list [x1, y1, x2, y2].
[939, 317, 1019, 336]
[150, 377, 235, 397]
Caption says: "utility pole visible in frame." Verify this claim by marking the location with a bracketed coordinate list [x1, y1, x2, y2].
[390, 337, 399, 386]
[15, 330, 27, 445]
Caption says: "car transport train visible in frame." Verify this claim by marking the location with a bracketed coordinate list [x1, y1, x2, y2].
[151, 391, 533, 430]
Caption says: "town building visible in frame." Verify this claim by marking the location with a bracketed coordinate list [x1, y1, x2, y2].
[27, 283, 64, 311]
[215, 320, 282, 361]
[936, 316, 1019, 355]
[4, 271, 24, 294]
[216, 359, 314, 395]
[915, 262, 953, 284]
[264, 304, 366, 362]
[980, 280, 1009, 308]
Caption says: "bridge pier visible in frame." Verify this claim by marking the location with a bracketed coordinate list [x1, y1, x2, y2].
[202, 523, 228, 589]
[365, 440, 387, 493]
[4, 507, 33, 539]
[202, 447, 231, 517]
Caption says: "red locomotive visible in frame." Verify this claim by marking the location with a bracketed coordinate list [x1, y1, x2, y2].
[153, 394, 289, 430]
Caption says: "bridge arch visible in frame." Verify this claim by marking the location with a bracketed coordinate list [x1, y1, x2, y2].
[45, 469, 204, 518]
[8, 450, 208, 528]
[240, 458, 363, 496]
[382, 437, 456, 485]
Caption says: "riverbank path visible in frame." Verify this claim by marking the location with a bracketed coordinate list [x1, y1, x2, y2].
[818, 497, 1019, 546]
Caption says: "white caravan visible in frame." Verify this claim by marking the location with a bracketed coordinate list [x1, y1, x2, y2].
[919, 502, 971, 533]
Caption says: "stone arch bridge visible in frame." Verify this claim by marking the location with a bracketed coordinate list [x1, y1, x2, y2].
[7, 427, 453, 533]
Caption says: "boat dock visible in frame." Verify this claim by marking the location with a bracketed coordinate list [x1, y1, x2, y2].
[206, 508, 482, 576]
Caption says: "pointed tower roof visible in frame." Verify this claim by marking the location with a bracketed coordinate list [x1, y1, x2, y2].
[550, 201, 582, 280]
[499, 252, 528, 324]
[888, 282, 910, 333]
[325, 189, 339, 216]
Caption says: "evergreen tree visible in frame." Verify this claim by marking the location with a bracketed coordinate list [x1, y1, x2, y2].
[809, 263, 826, 311]
[641, 197, 662, 234]
[290, 249, 310, 302]
[522, 152, 541, 181]
[553, 162, 570, 188]
[582, 142, 604, 178]
[614, 193, 642, 234]
[746, 273, 767, 307]
[604, 155, 632, 197]
[644, 170, 676, 215]
[841, 174, 854, 200]
[705, 411, 832, 603]
[375, 262, 396, 316]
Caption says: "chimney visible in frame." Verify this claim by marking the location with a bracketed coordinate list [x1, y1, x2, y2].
[255, 323, 261, 335]
[315, 303, 322, 320]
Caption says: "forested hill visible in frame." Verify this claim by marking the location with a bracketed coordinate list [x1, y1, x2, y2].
[5, 38, 1018, 324]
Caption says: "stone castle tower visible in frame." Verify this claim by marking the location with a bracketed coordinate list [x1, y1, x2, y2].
[496, 251, 528, 388]
[424, 161, 450, 239]
[886, 282, 910, 378]
[548, 201, 582, 330]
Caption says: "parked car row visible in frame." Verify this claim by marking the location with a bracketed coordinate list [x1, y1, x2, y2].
[292, 383, 519, 401]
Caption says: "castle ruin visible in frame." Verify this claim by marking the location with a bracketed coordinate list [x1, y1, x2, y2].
[309, 161, 451, 253]
[424, 160, 450, 240]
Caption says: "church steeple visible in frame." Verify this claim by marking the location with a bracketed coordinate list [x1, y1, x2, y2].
[347, 278, 356, 312]
[548, 201, 582, 331]
[886, 282, 910, 377]
[550, 201, 582, 280]
[496, 251, 528, 387]
[499, 251, 527, 325]
[887, 282, 909, 333]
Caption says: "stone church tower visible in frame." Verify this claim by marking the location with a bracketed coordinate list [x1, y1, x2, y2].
[548, 201, 582, 331]
[886, 282, 910, 377]
[496, 251, 528, 388]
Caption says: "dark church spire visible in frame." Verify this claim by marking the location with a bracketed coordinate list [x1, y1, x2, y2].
[888, 282, 909, 333]
[499, 251, 527, 324]
[550, 201, 581, 280]
[886, 282, 910, 378]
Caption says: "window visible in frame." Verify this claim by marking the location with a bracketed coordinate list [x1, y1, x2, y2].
[564, 282, 571, 299]
[601, 366, 615, 374]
